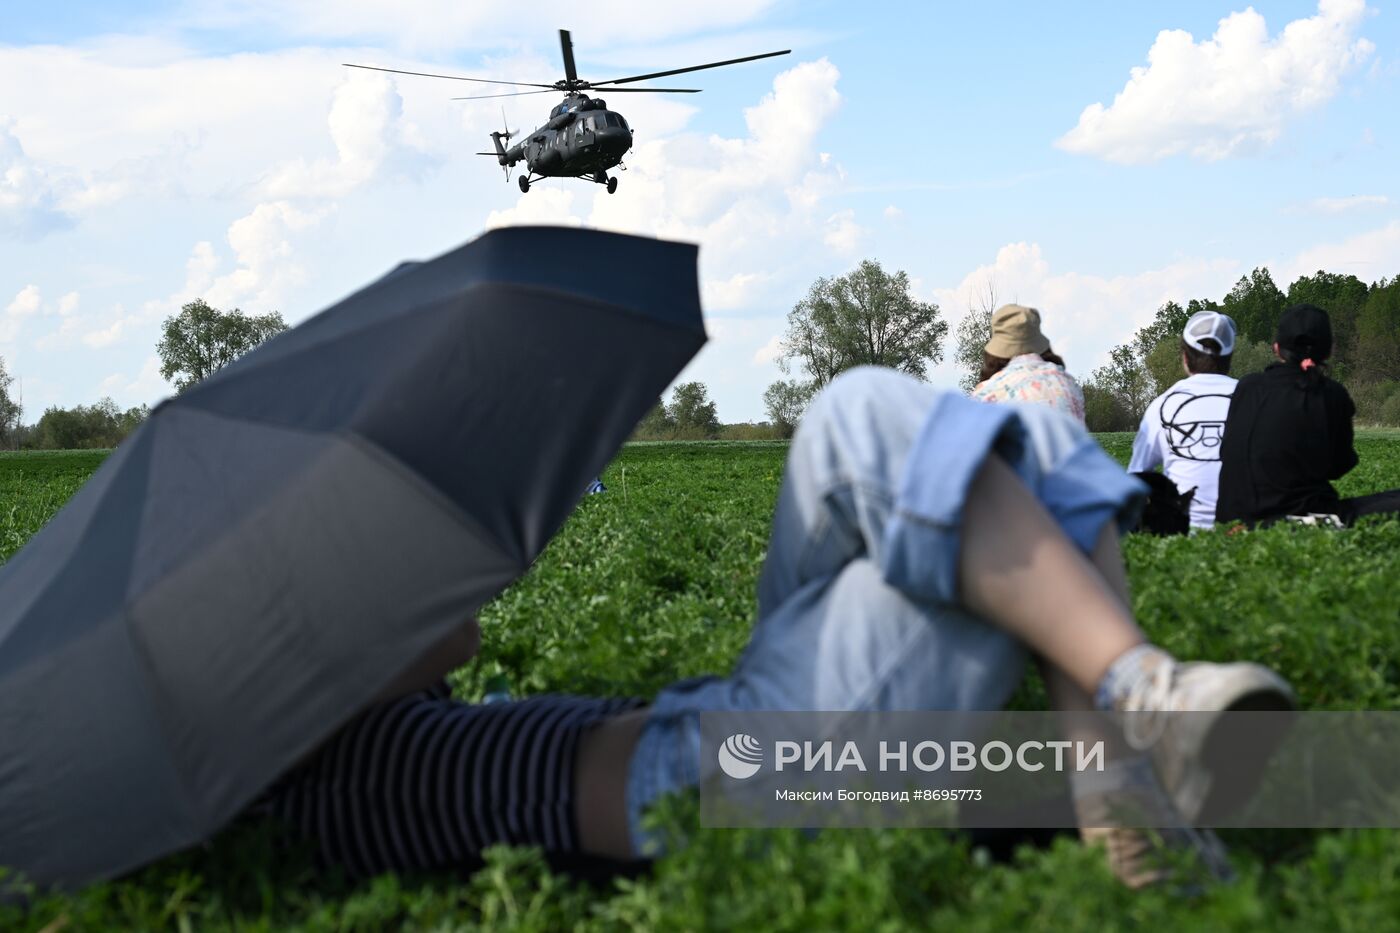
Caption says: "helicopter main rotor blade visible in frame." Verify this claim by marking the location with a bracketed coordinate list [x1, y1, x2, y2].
[591, 49, 790, 87]
[343, 63, 555, 89]
[559, 29, 579, 85]
[589, 86, 702, 93]
[451, 89, 558, 100]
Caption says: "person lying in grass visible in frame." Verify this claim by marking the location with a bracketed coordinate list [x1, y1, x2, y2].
[1217, 304, 1400, 526]
[256, 367, 1295, 890]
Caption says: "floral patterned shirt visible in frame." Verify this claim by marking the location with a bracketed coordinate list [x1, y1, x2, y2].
[970, 353, 1086, 425]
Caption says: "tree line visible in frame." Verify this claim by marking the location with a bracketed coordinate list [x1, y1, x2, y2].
[4, 264, 1398, 451]
[1077, 268, 1400, 431]
[758, 259, 1400, 436]
[0, 300, 286, 450]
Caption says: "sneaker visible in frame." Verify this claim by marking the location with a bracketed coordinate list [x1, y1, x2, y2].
[1073, 756, 1235, 890]
[1115, 658, 1297, 823]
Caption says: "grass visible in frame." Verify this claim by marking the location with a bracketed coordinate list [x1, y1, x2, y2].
[3, 437, 1400, 930]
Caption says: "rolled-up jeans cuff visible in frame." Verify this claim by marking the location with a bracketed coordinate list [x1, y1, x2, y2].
[1042, 440, 1148, 551]
[879, 393, 1029, 605]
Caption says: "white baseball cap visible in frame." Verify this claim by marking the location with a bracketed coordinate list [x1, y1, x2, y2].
[1183, 310, 1236, 356]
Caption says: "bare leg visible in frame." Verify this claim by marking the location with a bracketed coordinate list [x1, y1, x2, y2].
[1041, 521, 1132, 735]
[578, 456, 1143, 859]
[575, 709, 649, 859]
[959, 456, 1144, 693]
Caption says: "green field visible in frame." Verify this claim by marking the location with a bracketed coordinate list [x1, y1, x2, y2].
[3, 436, 1400, 931]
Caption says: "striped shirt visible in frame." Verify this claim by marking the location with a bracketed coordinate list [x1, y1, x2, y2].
[256, 683, 643, 876]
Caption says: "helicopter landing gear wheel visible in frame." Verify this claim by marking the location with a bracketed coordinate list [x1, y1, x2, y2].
[606, 176, 618, 194]
[518, 175, 530, 194]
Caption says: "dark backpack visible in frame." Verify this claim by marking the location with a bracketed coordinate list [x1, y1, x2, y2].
[1132, 471, 1196, 536]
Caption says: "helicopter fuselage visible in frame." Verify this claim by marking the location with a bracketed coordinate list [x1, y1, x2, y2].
[493, 94, 632, 183]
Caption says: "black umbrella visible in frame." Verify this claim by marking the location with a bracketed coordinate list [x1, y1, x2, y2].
[0, 226, 706, 888]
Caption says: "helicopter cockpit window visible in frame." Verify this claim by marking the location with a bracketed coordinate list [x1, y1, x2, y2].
[604, 114, 620, 128]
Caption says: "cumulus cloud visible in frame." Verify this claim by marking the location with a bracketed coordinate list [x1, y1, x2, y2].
[482, 59, 857, 319]
[1277, 220, 1400, 282]
[6, 285, 41, 319]
[259, 71, 432, 199]
[1, 285, 42, 343]
[484, 187, 582, 230]
[930, 243, 1243, 378]
[0, 124, 75, 239]
[1057, 0, 1375, 164]
[201, 200, 326, 310]
[98, 355, 170, 407]
[752, 333, 783, 365]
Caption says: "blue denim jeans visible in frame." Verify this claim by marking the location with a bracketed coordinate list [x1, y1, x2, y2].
[624, 367, 1144, 853]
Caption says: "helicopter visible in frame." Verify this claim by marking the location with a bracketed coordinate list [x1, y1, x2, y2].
[346, 30, 788, 194]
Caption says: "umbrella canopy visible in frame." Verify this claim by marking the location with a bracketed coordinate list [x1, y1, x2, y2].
[0, 226, 706, 888]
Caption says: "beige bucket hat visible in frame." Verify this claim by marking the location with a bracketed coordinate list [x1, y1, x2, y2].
[985, 304, 1050, 358]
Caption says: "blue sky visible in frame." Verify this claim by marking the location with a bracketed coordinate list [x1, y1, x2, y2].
[3, 0, 1398, 422]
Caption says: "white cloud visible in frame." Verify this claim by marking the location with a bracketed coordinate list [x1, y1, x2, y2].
[1277, 220, 1400, 282]
[752, 333, 784, 365]
[1057, 0, 1374, 164]
[704, 272, 769, 312]
[883, 204, 904, 220]
[97, 355, 169, 407]
[930, 243, 1242, 378]
[484, 187, 582, 230]
[55, 291, 80, 316]
[1300, 194, 1390, 214]
[822, 209, 862, 254]
[259, 71, 432, 199]
[0, 125, 74, 239]
[203, 201, 327, 310]
[482, 59, 854, 318]
[6, 285, 41, 318]
[1, 284, 42, 343]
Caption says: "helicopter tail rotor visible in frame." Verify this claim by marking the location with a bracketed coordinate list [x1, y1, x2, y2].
[497, 106, 517, 182]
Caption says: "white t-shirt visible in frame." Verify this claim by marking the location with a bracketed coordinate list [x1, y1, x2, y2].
[1128, 372, 1238, 528]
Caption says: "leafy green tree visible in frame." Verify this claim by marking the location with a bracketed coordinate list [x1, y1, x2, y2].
[1286, 271, 1369, 382]
[667, 381, 720, 439]
[157, 299, 287, 392]
[1230, 340, 1277, 377]
[1082, 383, 1134, 432]
[952, 280, 997, 392]
[1222, 267, 1286, 345]
[781, 260, 947, 388]
[633, 398, 675, 440]
[762, 379, 815, 438]
[30, 398, 148, 449]
[0, 355, 20, 448]
[1352, 278, 1400, 384]
[1144, 337, 1184, 397]
[1087, 344, 1156, 423]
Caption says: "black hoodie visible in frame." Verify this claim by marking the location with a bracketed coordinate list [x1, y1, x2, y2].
[1215, 363, 1358, 524]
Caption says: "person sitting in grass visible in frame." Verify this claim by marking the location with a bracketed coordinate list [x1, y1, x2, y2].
[1216, 304, 1400, 527]
[1129, 311, 1239, 530]
[258, 367, 1294, 890]
[971, 304, 1084, 425]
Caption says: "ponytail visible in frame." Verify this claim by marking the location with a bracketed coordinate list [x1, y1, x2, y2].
[1280, 347, 1326, 389]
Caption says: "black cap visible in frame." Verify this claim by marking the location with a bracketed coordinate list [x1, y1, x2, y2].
[1276, 304, 1333, 361]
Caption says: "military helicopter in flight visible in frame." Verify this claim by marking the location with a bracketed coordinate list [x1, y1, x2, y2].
[346, 30, 788, 194]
